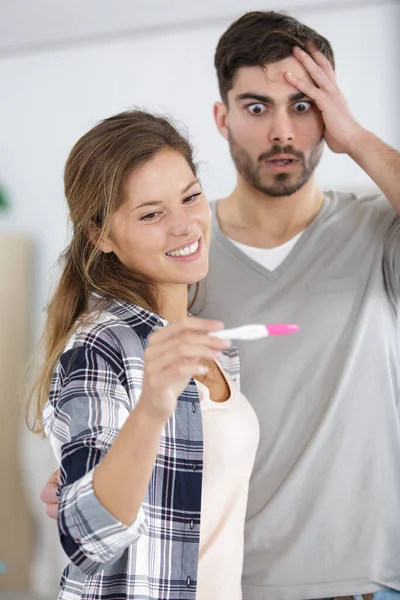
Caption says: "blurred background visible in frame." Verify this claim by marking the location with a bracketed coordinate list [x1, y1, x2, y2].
[0, 0, 399, 597]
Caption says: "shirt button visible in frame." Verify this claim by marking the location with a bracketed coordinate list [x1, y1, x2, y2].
[192, 463, 196, 471]
[192, 402, 196, 413]
[186, 576, 191, 587]
[190, 519, 194, 530]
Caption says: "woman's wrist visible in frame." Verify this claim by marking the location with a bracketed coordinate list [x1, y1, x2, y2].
[134, 396, 171, 428]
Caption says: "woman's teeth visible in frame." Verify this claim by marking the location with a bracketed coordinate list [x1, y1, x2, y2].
[166, 240, 199, 257]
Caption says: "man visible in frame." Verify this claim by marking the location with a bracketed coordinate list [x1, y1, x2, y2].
[41, 11, 400, 600]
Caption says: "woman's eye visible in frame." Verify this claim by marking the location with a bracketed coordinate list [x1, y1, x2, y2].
[293, 101, 312, 113]
[247, 103, 266, 115]
[140, 211, 160, 221]
[139, 193, 201, 220]
[183, 192, 201, 204]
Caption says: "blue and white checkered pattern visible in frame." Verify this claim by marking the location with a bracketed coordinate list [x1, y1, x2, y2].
[43, 298, 240, 599]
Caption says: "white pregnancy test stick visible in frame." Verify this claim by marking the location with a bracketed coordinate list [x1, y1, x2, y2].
[210, 323, 299, 341]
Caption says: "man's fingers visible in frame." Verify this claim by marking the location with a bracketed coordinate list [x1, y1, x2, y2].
[292, 46, 335, 92]
[307, 42, 337, 82]
[45, 503, 58, 520]
[284, 72, 322, 102]
[40, 480, 59, 505]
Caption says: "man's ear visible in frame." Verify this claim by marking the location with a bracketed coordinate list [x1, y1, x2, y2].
[86, 221, 114, 254]
[213, 101, 229, 141]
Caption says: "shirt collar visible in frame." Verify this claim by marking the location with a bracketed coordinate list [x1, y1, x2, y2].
[90, 292, 168, 333]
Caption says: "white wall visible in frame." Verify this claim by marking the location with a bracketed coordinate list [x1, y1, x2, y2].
[0, 0, 371, 54]
[0, 1, 398, 595]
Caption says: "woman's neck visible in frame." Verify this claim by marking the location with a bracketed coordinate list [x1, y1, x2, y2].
[156, 283, 189, 322]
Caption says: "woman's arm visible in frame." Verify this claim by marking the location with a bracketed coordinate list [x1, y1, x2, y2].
[47, 317, 227, 574]
[93, 316, 228, 525]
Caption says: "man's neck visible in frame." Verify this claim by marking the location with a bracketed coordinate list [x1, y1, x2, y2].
[216, 175, 325, 249]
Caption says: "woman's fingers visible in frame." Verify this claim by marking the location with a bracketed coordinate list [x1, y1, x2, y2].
[145, 326, 231, 369]
[145, 340, 223, 374]
[141, 316, 228, 409]
[147, 317, 224, 346]
[148, 328, 230, 357]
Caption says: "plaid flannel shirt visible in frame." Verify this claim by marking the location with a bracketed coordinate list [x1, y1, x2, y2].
[43, 298, 240, 599]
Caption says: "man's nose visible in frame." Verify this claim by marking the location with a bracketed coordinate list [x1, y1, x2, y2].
[268, 109, 295, 144]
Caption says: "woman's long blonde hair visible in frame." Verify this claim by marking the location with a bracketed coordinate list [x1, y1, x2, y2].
[27, 110, 197, 436]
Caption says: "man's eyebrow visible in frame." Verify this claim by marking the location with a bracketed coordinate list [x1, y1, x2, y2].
[235, 92, 311, 104]
[132, 180, 199, 211]
[289, 92, 311, 102]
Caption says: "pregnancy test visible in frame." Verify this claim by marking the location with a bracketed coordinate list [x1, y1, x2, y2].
[210, 324, 299, 341]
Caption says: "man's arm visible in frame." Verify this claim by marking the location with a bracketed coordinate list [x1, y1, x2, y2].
[40, 469, 60, 519]
[286, 44, 400, 213]
[348, 130, 400, 214]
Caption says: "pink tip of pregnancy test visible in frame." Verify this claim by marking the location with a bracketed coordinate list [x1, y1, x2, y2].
[265, 324, 299, 336]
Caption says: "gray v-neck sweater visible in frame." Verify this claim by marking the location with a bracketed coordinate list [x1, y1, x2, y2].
[193, 192, 400, 600]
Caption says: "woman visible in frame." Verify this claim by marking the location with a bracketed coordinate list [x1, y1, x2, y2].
[29, 110, 259, 599]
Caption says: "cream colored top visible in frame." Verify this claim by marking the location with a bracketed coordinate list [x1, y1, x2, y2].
[195, 367, 260, 600]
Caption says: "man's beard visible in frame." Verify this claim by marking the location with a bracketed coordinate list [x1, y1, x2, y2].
[228, 129, 324, 198]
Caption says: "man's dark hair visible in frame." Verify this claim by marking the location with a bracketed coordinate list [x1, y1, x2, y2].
[215, 11, 335, 103]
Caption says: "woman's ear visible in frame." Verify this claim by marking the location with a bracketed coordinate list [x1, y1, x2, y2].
[86, 221, 114, 254]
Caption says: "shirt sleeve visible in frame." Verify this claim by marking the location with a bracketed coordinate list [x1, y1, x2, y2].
[383, 214, 400, 308]
[46, 344, 148, 576]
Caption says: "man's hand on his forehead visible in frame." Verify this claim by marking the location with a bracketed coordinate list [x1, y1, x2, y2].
[284, 42, 365, 155]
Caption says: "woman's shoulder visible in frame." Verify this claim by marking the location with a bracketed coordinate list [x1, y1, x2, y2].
[63, 308, 145, 360]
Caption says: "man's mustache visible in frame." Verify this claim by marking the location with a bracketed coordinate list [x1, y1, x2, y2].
[259, 145, 304, 162]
